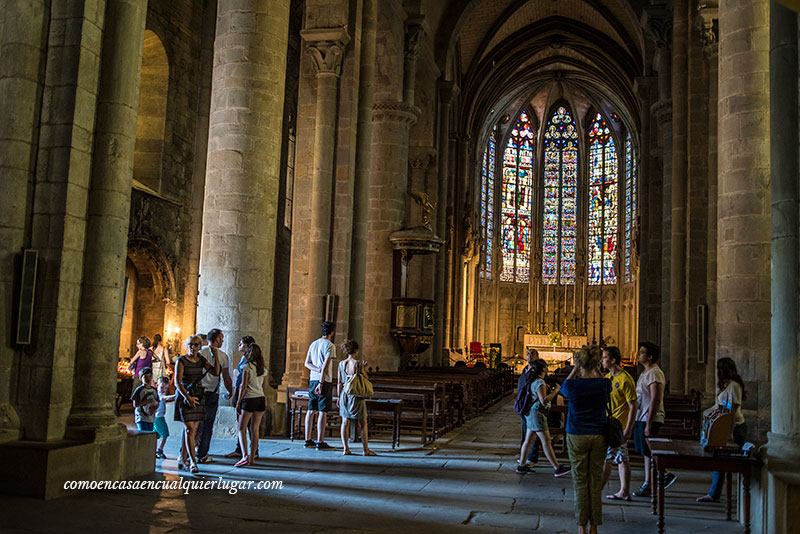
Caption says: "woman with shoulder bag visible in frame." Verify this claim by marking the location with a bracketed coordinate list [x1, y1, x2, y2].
[559, 345, 613, 534]
[337, 339, 376, 456]
[174, 335, 220, 473]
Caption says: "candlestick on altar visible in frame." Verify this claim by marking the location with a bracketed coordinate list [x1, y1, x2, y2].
[572, 282, 576, 314]
[545, 283, 549, 313]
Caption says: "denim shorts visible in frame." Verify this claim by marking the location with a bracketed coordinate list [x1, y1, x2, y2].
[605, 442, 629, 464]
[633, 421, 662, 457]
[524, 409, 548, 432]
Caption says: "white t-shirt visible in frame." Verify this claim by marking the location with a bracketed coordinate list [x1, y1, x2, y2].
[635, 366, 666, 423]
[243, 362, 266, 399]
[307, 337, 335, 382]
[718, 381, 745, 425]
[199, 346, 229, 393]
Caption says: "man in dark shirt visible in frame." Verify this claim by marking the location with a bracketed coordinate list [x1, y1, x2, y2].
[517, 348, 540, 467]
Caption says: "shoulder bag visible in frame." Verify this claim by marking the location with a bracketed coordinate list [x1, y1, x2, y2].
[344, 361, 373, 398]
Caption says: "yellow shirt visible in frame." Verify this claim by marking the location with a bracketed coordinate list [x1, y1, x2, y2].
[606, 370, 636, 424]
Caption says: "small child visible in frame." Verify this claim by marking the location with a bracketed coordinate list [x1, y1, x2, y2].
[154, 376, 176, 458]
[131, 367, 159, 432]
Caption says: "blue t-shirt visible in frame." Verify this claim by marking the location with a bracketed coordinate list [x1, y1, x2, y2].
[559, 377, 612, 435]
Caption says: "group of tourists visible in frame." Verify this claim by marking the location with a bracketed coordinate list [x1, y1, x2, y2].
[128, 329, 268, 473]
[515, 342, 748, 534]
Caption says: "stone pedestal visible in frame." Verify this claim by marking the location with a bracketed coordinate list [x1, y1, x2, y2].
[197, 0, 290, 360]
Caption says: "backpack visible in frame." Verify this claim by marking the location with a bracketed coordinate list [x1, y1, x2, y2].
[514, 370, 535, 416]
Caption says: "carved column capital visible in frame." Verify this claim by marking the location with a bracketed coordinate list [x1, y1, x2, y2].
[301, 27, 351, 77]
[696, 2, 719, 51]
[404, 19, 425, 60]
[650, 99, 673, 127]
[372, 100, 419, 124]
[641, 6, 672, 51]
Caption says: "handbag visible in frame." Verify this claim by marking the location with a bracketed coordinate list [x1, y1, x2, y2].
[603, 401, 625, 448]
[344, 361, 373, 398]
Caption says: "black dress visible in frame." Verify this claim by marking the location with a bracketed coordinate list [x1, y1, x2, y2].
[174, 355, 206, 423]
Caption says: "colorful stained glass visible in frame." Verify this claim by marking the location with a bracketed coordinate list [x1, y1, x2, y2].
[588, 112, 618, 285]
[480, 128, 497, 278]
[542, 105, 578, 285]
[624, 133, 636, 283]
[500, 110, 535, 283]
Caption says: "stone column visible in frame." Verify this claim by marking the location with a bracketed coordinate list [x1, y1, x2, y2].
[68, 0, 147, 440]
[0, 0, 47, 442]
[349, 0, 377, 343]
[182, 0, 216, 339]
[433, 81, 455, 365]
[669, 0, 689, 392]
[363, 102, 418, 370]
[196, 0, 290, 359]
[698, 4, 719, 399]
[716, 0, 770, 437]
[643, 6, 673, 363]
[301, 28, 349, 345]
[765, 3, 800, 530]
[403, 19, 424, 106]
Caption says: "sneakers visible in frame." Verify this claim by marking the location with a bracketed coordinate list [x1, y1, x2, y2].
[316, 441, 335, 451]
[155, 449, 167, 459]
[304, 440, 316, 448]
[515, 464, 532, 474]
[197, 455, 213, 464]
[663, 472, 678, 489]
[553, 465, 571, 478]
[633, 482, 651, 497]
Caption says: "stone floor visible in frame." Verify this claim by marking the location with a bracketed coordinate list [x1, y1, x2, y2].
[1, 397, 745, 533]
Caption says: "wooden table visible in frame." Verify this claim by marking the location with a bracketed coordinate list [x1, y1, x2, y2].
[646, 438, 757, 534]
[290, 393, 403, 449]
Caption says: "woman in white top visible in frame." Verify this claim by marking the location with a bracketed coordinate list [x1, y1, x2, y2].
[234, 343, 268, 467]
[150, 334, 170, 381]
[697, 357, 747, 502]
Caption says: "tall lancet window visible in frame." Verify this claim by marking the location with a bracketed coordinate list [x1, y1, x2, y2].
[500, 110, 534, 283]
[624, 133, 636, 282]
[542, 105, 578, 285]
[480, 127, 497, 279]
[588, 112, 618, 285]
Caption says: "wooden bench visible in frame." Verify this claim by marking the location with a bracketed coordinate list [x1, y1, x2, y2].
[662, 392, 702, 440]
[288, 390, 403, 448]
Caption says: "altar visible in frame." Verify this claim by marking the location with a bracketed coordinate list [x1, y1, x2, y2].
[523, 333, 587, 370]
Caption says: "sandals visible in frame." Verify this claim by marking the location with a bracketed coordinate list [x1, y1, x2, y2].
[606, 493, 632, 501]
[696, 495, 719, 503]
[234, 458, 250, 467]
[363, 450, 377, 456]
[189, 463, 199, 474]
[342, 449, 353, 456]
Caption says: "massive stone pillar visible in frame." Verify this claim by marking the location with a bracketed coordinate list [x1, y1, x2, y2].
[0, 0, 47, 442]
[349, 0, 377, 344]
[716, 0, 770, 437]
[363, 102, 418, 370]
[669, 0, 688, 392]
[432, 81, 455, 365]
[301, 28, 350, 345]
[68, 0, 147, 440]
[197, 0, 290, 359]
[765, 2, 800, 530]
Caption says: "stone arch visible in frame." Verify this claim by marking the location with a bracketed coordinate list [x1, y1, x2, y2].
[119, 238, 177, 360]
[133, 29, 169, 193]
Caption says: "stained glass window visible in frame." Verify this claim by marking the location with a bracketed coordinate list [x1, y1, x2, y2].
[480, 128, 496, 278]
[542, 105, 578, 285]
[624, 133, 637, 282]
[500, 110, 534, 283]
[588, 112, 618, 285]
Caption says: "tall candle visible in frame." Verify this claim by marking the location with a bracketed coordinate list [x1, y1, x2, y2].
[545, 283, 550, 314]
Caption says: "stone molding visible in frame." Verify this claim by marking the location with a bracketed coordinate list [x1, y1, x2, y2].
[372, 101, 419, 124]
[650, 99, 673, 127]
[301, 27, 351, 77]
